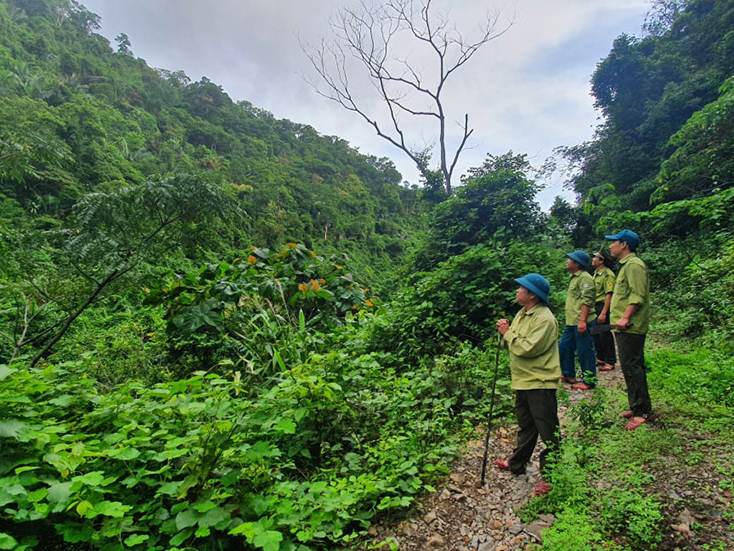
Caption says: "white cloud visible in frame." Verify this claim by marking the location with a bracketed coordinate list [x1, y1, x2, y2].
[82, 0, 650, 207]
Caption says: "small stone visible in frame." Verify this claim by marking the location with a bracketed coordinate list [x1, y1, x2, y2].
[423, 511, 437, 524]
[508, 523, 524, 535]
[427, 534, 445, 547]
[367, 526, 378, 536]
[525, 520, 551, 539]
[439, 489, 452, 501]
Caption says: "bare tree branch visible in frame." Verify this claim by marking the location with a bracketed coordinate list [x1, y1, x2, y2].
[302, 0, 512, 194]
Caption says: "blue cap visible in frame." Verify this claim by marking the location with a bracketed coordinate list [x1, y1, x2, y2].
[605, 229, 640, 251]
[514, 273, 550, 304]
[566, 250, 591, 270]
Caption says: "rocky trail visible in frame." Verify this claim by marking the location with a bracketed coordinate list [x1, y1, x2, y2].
[368, 366, 734, 550]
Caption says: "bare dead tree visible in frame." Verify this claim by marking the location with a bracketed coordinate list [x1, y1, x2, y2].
[302, 0, 511, 195]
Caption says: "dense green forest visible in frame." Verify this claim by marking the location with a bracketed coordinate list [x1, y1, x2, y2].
[1, 0, 733, 549]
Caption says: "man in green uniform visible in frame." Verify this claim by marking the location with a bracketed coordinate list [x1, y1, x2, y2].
[605, 230, 653, 430]
[494, 273, 560, 496]
[592, 248, 617, 371]
[559, 250, 597, 390]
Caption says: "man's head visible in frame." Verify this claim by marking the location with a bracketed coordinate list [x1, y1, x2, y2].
[565, 250, 591, 273]
[592, 248, 614, 270]
[514, 273, 550, 307]
[605, 229, 640, 259]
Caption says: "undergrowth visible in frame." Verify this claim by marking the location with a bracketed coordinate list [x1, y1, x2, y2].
[519, 344, 734, 550]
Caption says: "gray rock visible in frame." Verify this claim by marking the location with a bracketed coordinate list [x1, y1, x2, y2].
[423, 511, 437, 525]
[525, 520, 551, 539]
[508, 523, 524, 535]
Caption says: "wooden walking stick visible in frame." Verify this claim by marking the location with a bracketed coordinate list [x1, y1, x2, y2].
[479, 333, 502, 487]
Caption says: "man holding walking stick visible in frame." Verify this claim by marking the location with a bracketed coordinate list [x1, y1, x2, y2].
[493, 274, 561, 496]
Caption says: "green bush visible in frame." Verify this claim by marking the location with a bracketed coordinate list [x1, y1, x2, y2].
[367, 241, 560, 362]
[647, 348, 734, 407]
[144, 244, 375, 374]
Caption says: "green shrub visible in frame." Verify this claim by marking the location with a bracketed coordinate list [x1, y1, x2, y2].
[540, 507, 602, 551]
[144, 244, 375, 374]
[367, 241, 561, 361]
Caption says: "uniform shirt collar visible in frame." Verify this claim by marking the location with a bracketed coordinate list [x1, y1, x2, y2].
[619, 253, 637, 265]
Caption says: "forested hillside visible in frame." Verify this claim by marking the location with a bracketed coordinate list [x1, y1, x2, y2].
[0, 0, 425, 290]
[1, 0, 733, 550]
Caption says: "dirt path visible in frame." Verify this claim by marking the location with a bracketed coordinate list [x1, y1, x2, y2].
[367, 368, 624, 551]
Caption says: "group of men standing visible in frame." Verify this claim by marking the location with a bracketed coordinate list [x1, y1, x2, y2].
[493, 229, 653, 496]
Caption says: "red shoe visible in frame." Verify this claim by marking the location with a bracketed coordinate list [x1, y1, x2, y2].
[599, 363, 614, 371]
[621, 410, 633, 419]
[493, 460, 509, 471]
[571, 382, 594, 390]
[625, 416, 648, 430]
[534, 481, 552, 496]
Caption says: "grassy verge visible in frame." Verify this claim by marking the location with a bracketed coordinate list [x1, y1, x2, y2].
[519, 344, 734, 550]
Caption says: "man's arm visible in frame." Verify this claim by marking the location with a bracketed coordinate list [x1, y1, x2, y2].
[599, 292, 612, 323]
[616, 304, 638, 331]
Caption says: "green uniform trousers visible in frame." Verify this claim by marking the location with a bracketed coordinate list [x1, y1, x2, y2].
[508, 389, 560, 476]
[616, 332, 652, 417]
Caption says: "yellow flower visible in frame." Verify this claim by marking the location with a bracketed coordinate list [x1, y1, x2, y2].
[310, 279, 320, 291]
[247, 255, 257, 265]
[286, 242, 298, 248]
[319, 279, 326, 285]
[365, 299, 374, 307]
[298, 283, 308, 292]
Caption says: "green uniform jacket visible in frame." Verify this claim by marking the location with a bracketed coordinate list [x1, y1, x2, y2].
[502, 304, 561, 390]
[565, 271, 596, 326]
[594, 266, 616, 303]
[610, 253, 650, 335]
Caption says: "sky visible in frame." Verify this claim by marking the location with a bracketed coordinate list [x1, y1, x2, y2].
[80, 0, 651, 208]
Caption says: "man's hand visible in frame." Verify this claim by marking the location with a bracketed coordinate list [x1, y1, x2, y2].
[598, 311, 607, 324]
[615, 317, 631, 331]
[578, 320, 587, 334]
[496, 319, 510, 336]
